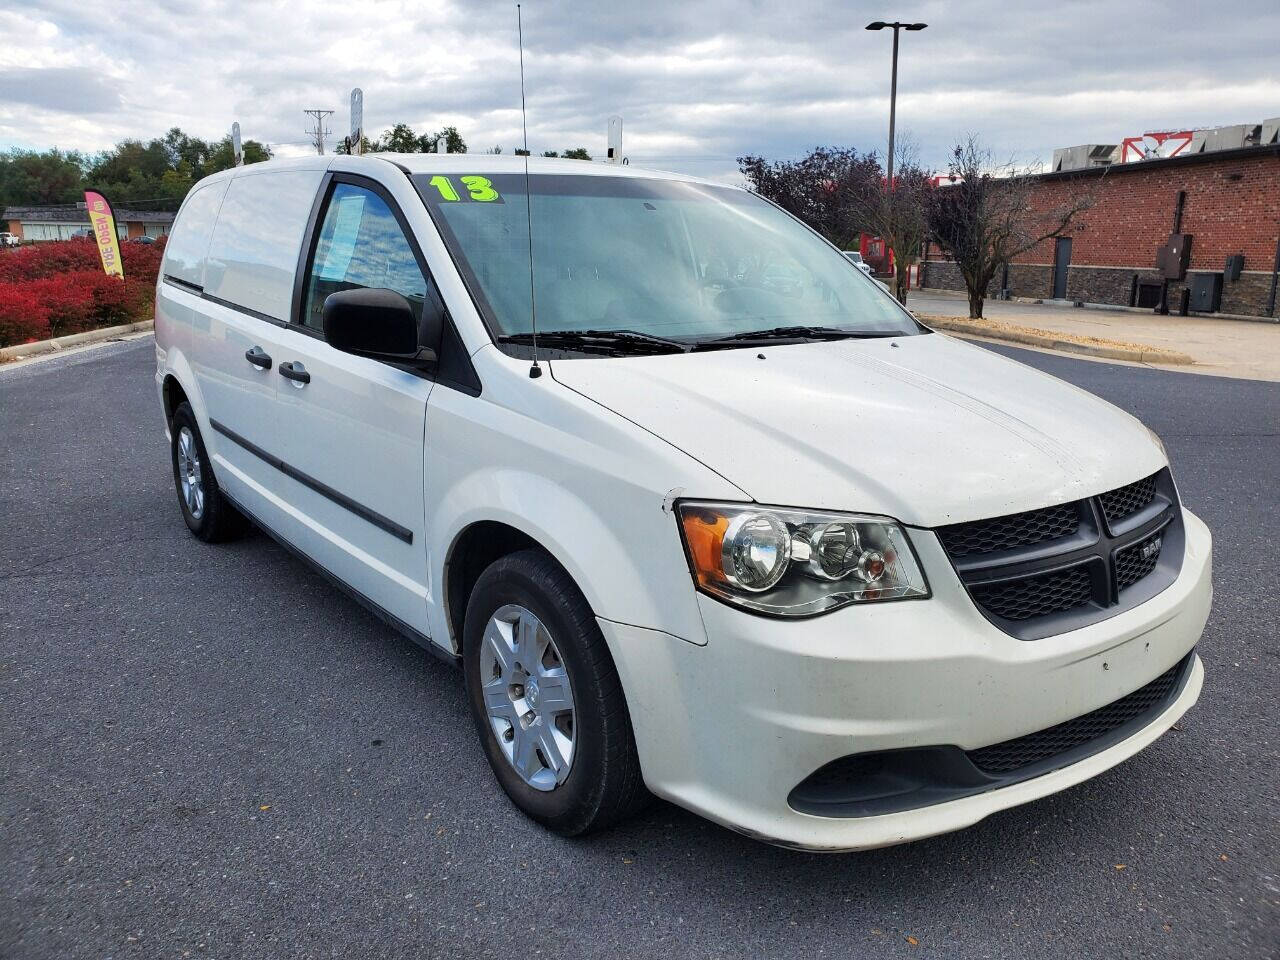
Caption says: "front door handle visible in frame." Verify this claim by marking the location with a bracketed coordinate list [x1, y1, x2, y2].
[245, 346, 272, 369]
[279, 361, 311, 385]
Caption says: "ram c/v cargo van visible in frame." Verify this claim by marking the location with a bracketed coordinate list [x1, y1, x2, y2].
[154, 155, 1211, 851]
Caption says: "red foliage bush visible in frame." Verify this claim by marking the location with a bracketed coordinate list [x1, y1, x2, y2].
[0, 237, 99, 282]
[0, 238, 163, 347]
[121, 239, 165, 283]
[0, 286, 51, 346]
[24, 274, 95, 337]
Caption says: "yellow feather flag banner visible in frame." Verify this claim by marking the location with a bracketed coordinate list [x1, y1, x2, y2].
[84, 190, 124, 278]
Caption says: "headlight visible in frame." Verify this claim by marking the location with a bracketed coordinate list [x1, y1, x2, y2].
[676, 502, 929, 617]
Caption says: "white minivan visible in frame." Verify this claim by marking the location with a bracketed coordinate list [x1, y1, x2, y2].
[154, 155, 1211, 851]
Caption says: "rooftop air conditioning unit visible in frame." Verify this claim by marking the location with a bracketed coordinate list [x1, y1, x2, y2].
[1197, 125, 1258, 153]
[1051, 144, 1118, 171]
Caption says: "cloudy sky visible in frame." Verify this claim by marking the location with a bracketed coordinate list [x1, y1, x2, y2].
[2, 0, 1277, 181]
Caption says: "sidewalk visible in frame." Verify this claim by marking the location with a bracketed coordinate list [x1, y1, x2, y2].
[907, 290, 1280, 382]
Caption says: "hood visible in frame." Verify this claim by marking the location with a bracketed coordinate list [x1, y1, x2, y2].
[549, 333, 1166, 527]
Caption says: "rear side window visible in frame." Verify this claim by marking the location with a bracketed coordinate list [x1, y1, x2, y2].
[162, 180, 227, 286]
[301, 183, 432, 333]
[203, 170, 325, 320]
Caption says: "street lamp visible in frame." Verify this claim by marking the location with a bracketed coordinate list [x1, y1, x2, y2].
[865, 21, 927, 192]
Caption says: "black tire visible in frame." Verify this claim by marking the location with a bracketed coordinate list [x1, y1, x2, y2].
[169, 402, 247, 543]
[463, 549, 648, 835]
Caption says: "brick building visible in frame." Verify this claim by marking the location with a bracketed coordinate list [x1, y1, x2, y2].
[2, 205, 174, 243]
[920, 143, 1280, 319]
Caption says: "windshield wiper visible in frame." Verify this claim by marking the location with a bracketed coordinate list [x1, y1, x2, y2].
[691, 325, 900, 350]
[498, 328, 689, 355]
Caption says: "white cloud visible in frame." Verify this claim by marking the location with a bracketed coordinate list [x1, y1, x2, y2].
[1, 0, 1276, 181]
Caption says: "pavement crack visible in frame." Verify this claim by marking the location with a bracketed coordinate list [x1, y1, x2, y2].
[0, 536, 184, 580]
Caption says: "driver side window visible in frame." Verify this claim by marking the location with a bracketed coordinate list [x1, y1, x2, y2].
[302, 183, 433, 334]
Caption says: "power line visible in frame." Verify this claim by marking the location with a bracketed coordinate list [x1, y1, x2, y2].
[302, 109, 334, 155]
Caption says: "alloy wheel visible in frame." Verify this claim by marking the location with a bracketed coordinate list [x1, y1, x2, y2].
[176, 426, 205, 520]
[479, 603, 577, 791]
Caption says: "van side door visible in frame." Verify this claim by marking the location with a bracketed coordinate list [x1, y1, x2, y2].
[187, 167, 327, 524]
[269, 175, 437, 633]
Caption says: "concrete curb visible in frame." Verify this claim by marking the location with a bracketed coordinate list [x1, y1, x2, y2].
[924, 316, 1196, 365]
[915, 287, 1278, 325]
[0, 320, 154, 362]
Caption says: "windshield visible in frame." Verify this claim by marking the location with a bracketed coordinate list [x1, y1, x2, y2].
[414, 173, 920, 350]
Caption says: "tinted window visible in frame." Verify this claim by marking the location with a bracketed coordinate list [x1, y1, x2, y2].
[203, 170, 325, 320]
[301, 183, 430, 333]
[162, 179, 227, 286]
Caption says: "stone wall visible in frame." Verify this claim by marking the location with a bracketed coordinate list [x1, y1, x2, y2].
[921, 261, 1277, 317]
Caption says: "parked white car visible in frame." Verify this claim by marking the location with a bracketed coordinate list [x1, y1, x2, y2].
[843, 250, 874, 275]
[154, 156, 1211, 851]
[0, 232, 20, 247]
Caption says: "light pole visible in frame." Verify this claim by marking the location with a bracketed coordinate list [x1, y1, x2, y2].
[865, 21, 927, 192]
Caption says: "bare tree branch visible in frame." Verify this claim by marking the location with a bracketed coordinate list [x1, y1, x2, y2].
[927, 136, 1095, 318]
[851, 139, 931, 304]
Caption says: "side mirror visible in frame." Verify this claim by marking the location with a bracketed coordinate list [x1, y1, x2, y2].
[322, 288, 433, 361]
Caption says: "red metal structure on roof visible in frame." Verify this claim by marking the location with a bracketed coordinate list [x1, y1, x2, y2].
[1121, 131, 1195, 163]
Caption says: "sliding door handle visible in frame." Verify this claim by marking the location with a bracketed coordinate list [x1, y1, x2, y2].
[244, 346, 272, 369]
[279, 361, 311, 385]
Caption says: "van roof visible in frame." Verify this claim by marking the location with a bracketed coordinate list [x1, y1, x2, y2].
[376, 153, 723, 185]
[197, 153, 739, 191]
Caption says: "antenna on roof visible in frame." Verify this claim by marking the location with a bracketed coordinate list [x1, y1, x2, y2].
[517, 2, 541, 379]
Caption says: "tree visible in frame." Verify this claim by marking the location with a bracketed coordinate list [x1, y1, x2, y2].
[370, 123, 467, 154]
[335, 134, 375, 155]
[80, 129, 270, 207]
[851, 144, 932, 305]
[204, 134, 271, 172]
[927, 137, 1094, 318]
[0, 148, 87, 210]
[738, 147, 882, 251]
[435, 125, 467, 154]
[540, 147, 591, 160]
[1, 130, 271, 216]
[376, 123, 423, 153]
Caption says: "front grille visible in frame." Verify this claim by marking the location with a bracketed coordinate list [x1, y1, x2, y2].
[1116, 531, 1163, 591]
[938, 502, 1078, 557]
[971, 566, 1092, 621]
[937, 469, 1182, 639]
[1099, 473, 1158, 528]
[968, 654, 1189, 773]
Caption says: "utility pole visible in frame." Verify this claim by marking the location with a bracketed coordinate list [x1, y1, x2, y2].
[303, 109, 335, 155]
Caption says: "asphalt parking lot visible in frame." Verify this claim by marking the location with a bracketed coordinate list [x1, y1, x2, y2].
[2, 337, 1277, 959]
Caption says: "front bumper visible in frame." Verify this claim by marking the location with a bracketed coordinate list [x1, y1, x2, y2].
[602, 508, 1212, 851]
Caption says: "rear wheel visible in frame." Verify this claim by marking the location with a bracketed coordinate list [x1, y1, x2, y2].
[170, 402, 247, 542]
[463, 549, 648, 835]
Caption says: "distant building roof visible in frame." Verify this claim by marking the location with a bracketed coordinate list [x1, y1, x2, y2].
[2, 205, 176, 224]
[1033, 143, 1280, 182]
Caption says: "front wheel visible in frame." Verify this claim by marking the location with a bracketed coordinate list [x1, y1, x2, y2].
[463, 549, 648, 835]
